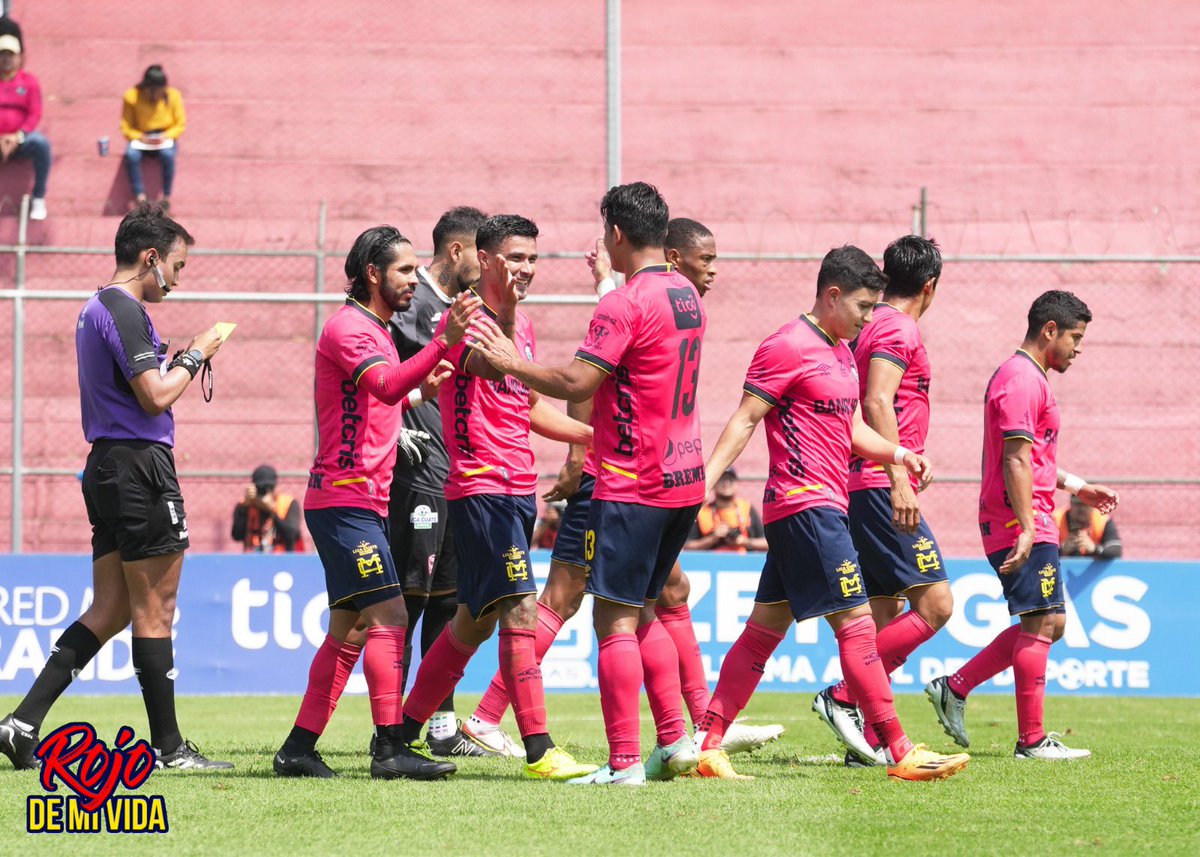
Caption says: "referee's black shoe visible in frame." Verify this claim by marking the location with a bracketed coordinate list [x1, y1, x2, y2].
[371, 737, 456, 781]
[0, 713, 40, 770]
[274, 746, 337, 778]
[427, 725, 504, 758]
[155, 740, 234, 771]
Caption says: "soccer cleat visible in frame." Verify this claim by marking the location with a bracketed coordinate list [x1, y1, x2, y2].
[843, 747, 886, 768]
[812, 687, 877, 764]
[462, 721, 526, 758]
[0, 713, 39, 770]
[644, 734, 700, 781]
[567, 762, 647, 786]
[1014, 733, 1091, 760]
[155, 740, 234, 770]
[273, 746, 337, 778]
[718, 719, 786, 755]
[886, 744, 970, 781]
[524, 746, 599, 781]
[696, 748, 754, 780]
[426, 726, 504, 758]
[371, 740, 457, 780]
[925, 677, 970, 748]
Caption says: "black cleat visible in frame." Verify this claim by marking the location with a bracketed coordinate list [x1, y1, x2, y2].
[371, 740, 457, 780]
[274, 746, 336, 778]
[155, 739, 234, 771]
[426, 727, 504, 758]
[0, 713, 39, 770]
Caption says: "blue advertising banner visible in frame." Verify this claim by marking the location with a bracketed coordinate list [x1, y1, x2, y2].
[0, 554, 1194, 697]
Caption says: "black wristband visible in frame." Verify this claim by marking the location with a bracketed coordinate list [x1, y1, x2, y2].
[170, 348, 204, 379]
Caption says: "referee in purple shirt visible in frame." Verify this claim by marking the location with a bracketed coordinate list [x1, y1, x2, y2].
[0, 202, 232, 771]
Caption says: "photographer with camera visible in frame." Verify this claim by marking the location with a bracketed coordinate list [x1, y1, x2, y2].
[232, 464, 304, 553]
[684, 467, 768, 553]
[0, 202, 231, 771]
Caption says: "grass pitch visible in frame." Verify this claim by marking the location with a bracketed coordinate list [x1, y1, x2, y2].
[0, 692, 1195, 855]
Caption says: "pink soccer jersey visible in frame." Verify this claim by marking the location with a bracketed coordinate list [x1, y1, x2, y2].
[438, 302, 538, 500]
[574, 264, 706, 508]
[979, 350, 1061, 554]
[306, 300, 420, 516]
[847, 304, 932, 492]
[743, 315, 860, 524]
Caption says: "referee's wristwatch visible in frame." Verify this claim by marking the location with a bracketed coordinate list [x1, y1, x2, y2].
[171, 348, 205, 378]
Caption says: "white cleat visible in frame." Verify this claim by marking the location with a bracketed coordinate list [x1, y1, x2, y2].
[812, 688, 877, 765]
[842, 747, 887, 768]
[1015, 733, 1091, 760]
[718, 719, 786, 755]
[925, 677, 970, 748]
[461, 722, 525, 759]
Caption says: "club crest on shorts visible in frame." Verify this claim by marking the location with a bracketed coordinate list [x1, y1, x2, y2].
[1038, 563, 1057, 598]
[353, 541, 384, 578]
[836, 559, 864, 598]
[502, 545, 529, 582]
[912, 536, 942, 574]
[410, 504, 438, 531]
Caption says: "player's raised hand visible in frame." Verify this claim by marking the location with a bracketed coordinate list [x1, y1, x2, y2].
[586, 238, 613, 288]
[902, 451, 934, 492]
[999, 529, 1034, 575]
[466, 315, 521, 374]
[442, 292, 481, 346]
[890, 480, 921, 534]
[1078, 483, 1119, 515]
[499, 261, 522, 306]
[544, 458, 584, 503]
[418, 359, 454, 401]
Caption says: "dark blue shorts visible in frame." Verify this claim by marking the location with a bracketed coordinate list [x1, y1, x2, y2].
[448, 493, 538, 619]
[305, 506, 402, 611]
[988, 542, 1064, 616]
[848, 488, 949, 598]
[550, 474, 595, 569]
[757, 507, 869, 622]
[584, 500, 700, 607]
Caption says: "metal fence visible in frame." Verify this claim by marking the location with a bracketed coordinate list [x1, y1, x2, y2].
[1, 198, 1196, 558]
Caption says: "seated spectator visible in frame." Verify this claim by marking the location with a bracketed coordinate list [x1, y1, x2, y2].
[1055, 495, 1122, 559]
[684, 467, 768, 552]
[121, 65, 185, 210]
[533, 500, 565, 549]
[0, 20, 50, 221]
[232, 465, 304, 552]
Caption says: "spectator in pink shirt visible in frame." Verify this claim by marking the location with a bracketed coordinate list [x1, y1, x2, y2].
[0, 21, 50, 221]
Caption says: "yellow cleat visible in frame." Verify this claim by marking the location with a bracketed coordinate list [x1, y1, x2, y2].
[886, 744, 970, 782]
[524, 747, 599, 781]
[696, 748, 754, 780]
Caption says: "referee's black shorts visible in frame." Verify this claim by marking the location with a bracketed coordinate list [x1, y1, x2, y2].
[82, 440, 190, 562]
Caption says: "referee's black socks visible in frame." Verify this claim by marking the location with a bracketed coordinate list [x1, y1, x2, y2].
[132, 637, 183, 754]
[14, 621, 103, 730]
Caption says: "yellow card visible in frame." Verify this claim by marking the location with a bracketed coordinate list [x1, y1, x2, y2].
[214, 322, 237, 342]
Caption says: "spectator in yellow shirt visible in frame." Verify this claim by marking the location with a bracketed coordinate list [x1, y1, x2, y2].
[121, 65, 185, 210]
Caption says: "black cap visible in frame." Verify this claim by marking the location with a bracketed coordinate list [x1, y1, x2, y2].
[251, 464, 278, 488]
[719, 467, 738, 480]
